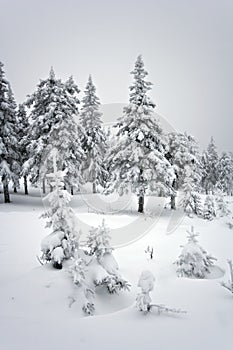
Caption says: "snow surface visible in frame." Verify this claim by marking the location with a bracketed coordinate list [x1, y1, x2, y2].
[1, 189, 233, 350]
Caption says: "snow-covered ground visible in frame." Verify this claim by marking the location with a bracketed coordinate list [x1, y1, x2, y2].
[1, 189, 233, 350]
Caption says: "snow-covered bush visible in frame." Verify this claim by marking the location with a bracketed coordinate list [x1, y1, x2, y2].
[40, 150, 79, 268]
[136, 270, 186, 315]
[175, 226, 217, 278]
[203, 195, 216, 220]
[68, 257, 95, 315]
[136, 270, 155, 312]
[221, 260, 233, 294]
[87, 220, 130, 294]
[68, 220, 130, 315]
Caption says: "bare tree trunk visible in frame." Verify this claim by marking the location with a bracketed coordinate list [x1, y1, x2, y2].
[170, 194, 176, 210]
[24, 175, 28, 195]
[138, 195, 144, 213]
[93, 182, 97, 194]
[170, 178, 177, 210]
[42, 178, 46, 194]
[71, 186, 74, 195]
[14, 187, 17, 193]
[3, 182, 10, 203]
[138, 169, 144, 213]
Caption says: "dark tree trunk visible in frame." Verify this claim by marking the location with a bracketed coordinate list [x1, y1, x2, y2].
[93, 182, 97, 194]
[14, 187, 17, 193]
[24, 175, 28, 195]
[3, 182, 10, 203]
[138, 195, 144, 213]
[170, 177, 177, 210]
[138, 169, 144, 213]
[170, 194, 176, 210]
[71, 186, 74, 195]
[42, 178, 46, 194]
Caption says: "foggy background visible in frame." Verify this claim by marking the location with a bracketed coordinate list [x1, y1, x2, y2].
[0, 0, 232, 150]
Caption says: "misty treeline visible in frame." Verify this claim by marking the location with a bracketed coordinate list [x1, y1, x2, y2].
[0, 57, 232, 212]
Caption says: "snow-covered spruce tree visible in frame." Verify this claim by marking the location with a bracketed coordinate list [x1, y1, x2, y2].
[203, 195, 216, 220]
[179, 165, 202, 217]
[41, 149, 80, 269]
[106, 55, 174, 213]
[217, 152, 233, 196]
[7, 83, 21, 193]
[221, 260, 233, 294]
[0, 62, 20, 202]
[25, 68, 84, 193]
[167, 132, 202, 209]
[175, 226, 216, 278]
[17, 104, 30, 194]
[87, 220, 130, 294]
[201, 137, 219, 194]
[80, 75, 107, 193]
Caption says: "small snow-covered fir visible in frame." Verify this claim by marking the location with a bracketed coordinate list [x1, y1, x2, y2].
[175, 226, 217, 278]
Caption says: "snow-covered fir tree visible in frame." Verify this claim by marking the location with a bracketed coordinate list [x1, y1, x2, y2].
[80, 75, 107, 193]
[179, 165, 202, 216]
[217, 152, 233, 196]
[167, 131, 201, 209]
[106, 55, 174, 212]
[175, 226, 216, 278]
[0, 62, 20, 202]
[41, 149, 80, 269]
[87, 219, 112, 261]
[203, 195, 216, 220]
[201, 137, 219, 194]
[17, 104, 30, 194]
[25, 68, 84, 193]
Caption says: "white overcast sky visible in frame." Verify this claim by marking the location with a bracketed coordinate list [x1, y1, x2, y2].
[1, 0, 233, 150]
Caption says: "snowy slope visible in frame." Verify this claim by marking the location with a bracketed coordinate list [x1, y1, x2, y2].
[0, 191, 233, 350]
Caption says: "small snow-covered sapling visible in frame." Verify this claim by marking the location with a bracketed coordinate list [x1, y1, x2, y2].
[175, 226, 217, 278]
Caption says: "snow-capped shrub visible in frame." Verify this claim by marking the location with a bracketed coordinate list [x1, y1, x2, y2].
[175, 226, 217, 278]
[136, 270, 155, 313]
[95, 274, 130, 294]
[136, 270, 186, 315]
[68, 221, 130, 315]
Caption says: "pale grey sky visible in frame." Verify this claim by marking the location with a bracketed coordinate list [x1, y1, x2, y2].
[1, 0, 233, 150]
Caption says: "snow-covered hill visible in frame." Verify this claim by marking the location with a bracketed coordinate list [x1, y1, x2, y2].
[0, 191, 233, 349]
